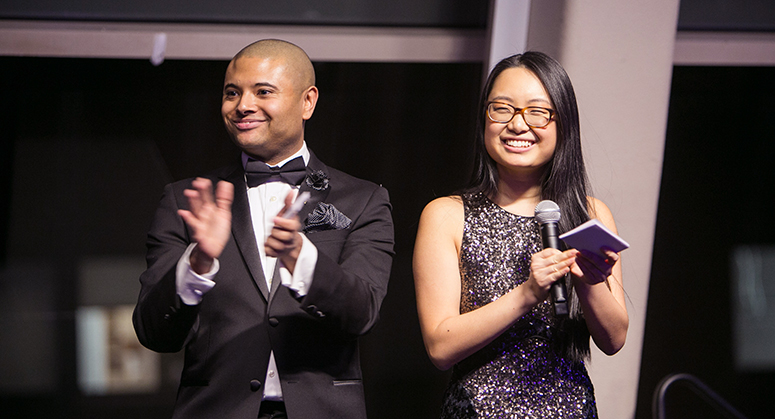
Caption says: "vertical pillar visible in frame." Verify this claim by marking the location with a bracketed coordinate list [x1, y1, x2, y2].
[488, 1, 681, 417]
[487, 0, 533, 72]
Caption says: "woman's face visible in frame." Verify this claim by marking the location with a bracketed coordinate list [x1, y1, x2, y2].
[484, 67, 557, 178]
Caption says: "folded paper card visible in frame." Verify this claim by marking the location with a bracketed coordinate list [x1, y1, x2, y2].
[559, 218, 629, 257]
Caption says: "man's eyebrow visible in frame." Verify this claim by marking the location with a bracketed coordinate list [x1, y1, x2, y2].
[253, 82, 278, 90]
[223, 82, 278, 90]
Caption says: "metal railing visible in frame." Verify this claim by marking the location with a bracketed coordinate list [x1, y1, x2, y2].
[652, 373, 748, 419]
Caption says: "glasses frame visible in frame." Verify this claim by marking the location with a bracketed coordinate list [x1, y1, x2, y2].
[486, 101, 555, 128]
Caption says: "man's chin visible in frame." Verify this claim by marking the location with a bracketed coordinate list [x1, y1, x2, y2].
[230, 135, 266, 151]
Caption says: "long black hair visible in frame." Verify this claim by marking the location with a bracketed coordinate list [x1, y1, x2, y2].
[465, 51, 592, 361]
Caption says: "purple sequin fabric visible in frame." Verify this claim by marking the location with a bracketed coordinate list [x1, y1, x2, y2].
[440, 193, 597, 419]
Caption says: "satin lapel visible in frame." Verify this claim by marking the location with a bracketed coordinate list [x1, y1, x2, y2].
[298, 151, 332, 224]
[268, 261, 282, 305]
[266, 151, 330, 306]
[223, 168, 270, 301]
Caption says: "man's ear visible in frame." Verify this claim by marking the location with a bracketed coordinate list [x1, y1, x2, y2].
[302, 86, 319, 120]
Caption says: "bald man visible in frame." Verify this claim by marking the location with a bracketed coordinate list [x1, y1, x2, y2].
[133, 39, 394, 419]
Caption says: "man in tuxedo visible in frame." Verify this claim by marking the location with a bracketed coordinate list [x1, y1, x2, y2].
[133, 39, 394, 419]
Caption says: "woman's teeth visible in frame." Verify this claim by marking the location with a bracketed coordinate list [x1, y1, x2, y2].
[506, 139, 533, 148]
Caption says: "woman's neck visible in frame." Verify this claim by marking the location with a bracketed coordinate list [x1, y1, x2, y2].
[490, 169, 544, 216]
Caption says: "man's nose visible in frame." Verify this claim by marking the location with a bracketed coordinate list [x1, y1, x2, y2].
[237, 94, 257, 113]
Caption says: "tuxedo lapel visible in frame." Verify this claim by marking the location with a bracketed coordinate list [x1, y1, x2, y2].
[222, 167, 270, 301]
[267, 261, 282, 305]
[298, 151, 331, 223]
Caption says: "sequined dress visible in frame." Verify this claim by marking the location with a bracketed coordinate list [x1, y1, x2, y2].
[440, 193, 597, 419]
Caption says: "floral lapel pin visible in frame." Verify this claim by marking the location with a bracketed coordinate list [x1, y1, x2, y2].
[305, 170, 329, 191]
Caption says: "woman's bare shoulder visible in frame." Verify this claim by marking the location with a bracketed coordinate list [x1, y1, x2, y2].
[418, 195, 465, 233]
[424, 195, 463, 212]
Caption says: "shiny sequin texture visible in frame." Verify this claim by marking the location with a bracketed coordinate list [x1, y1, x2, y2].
[441, 193, 597, 419]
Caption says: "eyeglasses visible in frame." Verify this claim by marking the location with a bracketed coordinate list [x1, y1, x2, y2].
[486, 101, 555, 128]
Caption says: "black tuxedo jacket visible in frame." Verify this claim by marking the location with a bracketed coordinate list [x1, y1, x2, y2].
[133, 152, 394, 419]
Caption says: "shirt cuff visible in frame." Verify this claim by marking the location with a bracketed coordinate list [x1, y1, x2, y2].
[176, 243, 218, 305]
[279, 233, 317, 297]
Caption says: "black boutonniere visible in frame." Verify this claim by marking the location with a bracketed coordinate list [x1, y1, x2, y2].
[305, 170, 330, 191]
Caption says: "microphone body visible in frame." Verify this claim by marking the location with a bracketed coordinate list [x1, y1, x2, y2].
[534, 200, 569, 316]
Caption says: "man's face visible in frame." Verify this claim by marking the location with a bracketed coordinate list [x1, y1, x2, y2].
[221, 56, 317, 165]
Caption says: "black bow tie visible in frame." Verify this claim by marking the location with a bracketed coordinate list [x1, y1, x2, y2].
[245, 156, 307, 187]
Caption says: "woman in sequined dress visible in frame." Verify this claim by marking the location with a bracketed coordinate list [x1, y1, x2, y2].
[413, 52, 628, 418]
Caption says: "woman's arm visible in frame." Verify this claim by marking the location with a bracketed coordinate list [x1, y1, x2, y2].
[570, 197, 629, 355]
[413, 196, 576, 370]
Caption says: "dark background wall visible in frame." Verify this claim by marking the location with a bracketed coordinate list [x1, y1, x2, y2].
[0, 0, 487, 27]
[677, 0, 775, 31]
[636, 65, 775, 419]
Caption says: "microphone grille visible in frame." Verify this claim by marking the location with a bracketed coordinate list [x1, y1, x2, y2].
[534, 200, 561, 225]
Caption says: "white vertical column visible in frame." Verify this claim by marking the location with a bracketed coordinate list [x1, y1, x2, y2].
[528, 1, 680, 418]
[487, 0, 532, 72]
[489, 1, 681, 417]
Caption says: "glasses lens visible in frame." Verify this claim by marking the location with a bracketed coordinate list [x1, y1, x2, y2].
[523, 107, 551, 127]
[488, 103, 514, 123]
[488, 103, 552, 127]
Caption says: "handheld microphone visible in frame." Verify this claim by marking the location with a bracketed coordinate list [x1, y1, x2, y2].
[534, 200, 569, 316]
